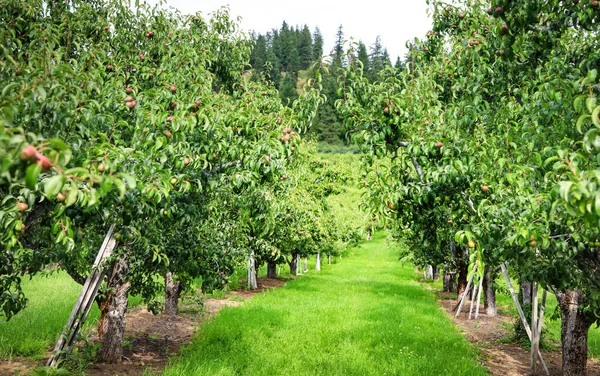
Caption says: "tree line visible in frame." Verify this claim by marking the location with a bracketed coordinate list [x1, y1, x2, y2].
[249, 22, 404, 145]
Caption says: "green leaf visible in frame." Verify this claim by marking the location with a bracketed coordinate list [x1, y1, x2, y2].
[586, 96, 596, 113]
[65, 188, 78, 207]
[576, 114, 590, 133]
[593, 106, 600, 129]
[44, 175, 65, 199]
[25, 164, 42, 190]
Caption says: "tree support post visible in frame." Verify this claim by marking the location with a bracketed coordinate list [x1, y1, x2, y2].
[500, 263, 549, 376]
[48, 222, 117, 367]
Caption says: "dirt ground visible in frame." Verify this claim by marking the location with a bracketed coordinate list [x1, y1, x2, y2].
[0, 277, 285, 376]
[436, 290, 600, 376]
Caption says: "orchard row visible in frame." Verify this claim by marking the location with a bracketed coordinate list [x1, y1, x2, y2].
[0, 0, 364, 365]
[337, 1, 600, 375]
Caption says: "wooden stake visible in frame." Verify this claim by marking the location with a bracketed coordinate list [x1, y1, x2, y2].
[537, 290, 547, 337]
[455, 264, 477, 316]
[475, 277, 483, 319]
[500, 263, 549, 376]
[468, 277, 478, 320]
[531, 282, 539, 374]
[48, 222, 117, 367]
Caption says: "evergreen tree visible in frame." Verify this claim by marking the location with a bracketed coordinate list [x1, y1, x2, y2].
[265, 49, 281, 87]
[298, 25, 313, 70]
[279, 21, 300, 73]
[394, 56, 405, 73]
[382, 48, 391, 67]
[279, 72, 298, 106]
[251, 34, 268, 72]
[270, 30, 282, 67]
[357, 41, 369, 74]
[368, 35, 385, 81]
[312, 27, 324, 62]
[331, 24, 345, 67]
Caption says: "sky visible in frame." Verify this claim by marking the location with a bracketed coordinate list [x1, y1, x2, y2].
[146, 0, 433, 63]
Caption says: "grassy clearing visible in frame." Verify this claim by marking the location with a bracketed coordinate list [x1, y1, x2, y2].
[0, 271, 143, 360]
[163, 233, 488, 376]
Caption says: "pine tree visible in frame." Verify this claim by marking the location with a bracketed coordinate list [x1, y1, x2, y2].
[312, 27, 324, 62]
[298, 25, 313, 70]
[394, 56, 405, 73]
[265, 49, 281, 87]
[382, 48, 391, 67]
[279, 72, 298, 106]
[251, 34, 268, 72]
[357, 41, 369, 74]
[270, 30, 282, 67]
[368, 35, 385, 81]
[332, 24, 345, 67]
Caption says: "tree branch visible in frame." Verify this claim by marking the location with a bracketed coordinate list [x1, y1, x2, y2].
[397, 140, 424, 183]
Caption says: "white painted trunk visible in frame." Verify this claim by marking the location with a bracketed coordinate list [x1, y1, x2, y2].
[247, 251, 257, 290]
[424, 265, 433, 279]
[328, 253, 331, 265]
[296, 254, 301, 276]
[303, 257, 308, 273]
[316, 253, 321, 271]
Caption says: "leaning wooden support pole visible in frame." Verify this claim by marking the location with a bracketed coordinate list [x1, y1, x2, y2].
[500, 263, 549, 376]
[531, 282, 539, 374]
[468, 278, 478, 320]
[454, 264, 477, 315]
[474, 277, 483, 319]
[454, 264, 477, 316]
[48, 222, 117, 367]
[537, 290, 547, 337]
[533, 290, 548, 374]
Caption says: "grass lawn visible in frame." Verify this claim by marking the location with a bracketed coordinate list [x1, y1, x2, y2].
[163, 233, 488, 376]
[0, 271, 143, 361]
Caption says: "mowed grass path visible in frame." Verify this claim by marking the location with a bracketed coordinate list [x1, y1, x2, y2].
[163, 234, 488, 376]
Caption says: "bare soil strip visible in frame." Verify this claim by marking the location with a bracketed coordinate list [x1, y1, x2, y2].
[435, 290, 600, 376]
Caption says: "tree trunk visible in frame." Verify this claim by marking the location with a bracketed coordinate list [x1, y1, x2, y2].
[424, 265, 433, 279]
[432, 265, 440, 281]
[315, 252, 321, 271]
[483, 265, 497, 317]
[303, 257, 308, 273]
[367, 229, 372, 240]
[267, 261, 277, 278]
[556, 290, 594, 376]
[247, 251, 257, 290]
[164, 272, 180, 316]
[520, 278, 533, 306]
[328, 253, 331, 265]
[443, 264, 457, 293]
[289, 252, 298, 275]
[97, 257, 131, 363]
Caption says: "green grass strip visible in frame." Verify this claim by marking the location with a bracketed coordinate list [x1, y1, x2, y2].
[163, 233, 488, 376]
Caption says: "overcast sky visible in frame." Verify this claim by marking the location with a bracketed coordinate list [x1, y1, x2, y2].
[146, 1, 433, 62]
